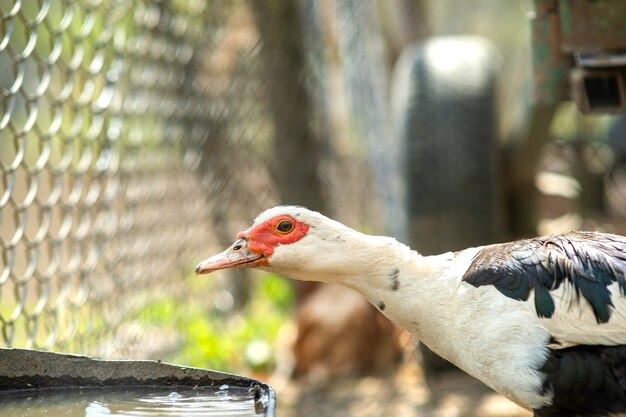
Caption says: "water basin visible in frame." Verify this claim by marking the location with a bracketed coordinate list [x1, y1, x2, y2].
[0, 349, 275, 417]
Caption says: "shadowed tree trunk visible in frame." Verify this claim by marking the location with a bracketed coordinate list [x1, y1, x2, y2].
[250, 0, 328, 215]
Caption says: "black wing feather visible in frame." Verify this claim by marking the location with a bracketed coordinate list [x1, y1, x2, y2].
[535, 345, 626, 417]
[463, 231, 626, 324]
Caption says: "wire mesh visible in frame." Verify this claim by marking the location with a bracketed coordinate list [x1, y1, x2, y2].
[0, 0, 226, 355]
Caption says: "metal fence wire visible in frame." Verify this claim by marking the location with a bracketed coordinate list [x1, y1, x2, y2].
[1, 0, 531, 358]
[1, 0, 220, 355]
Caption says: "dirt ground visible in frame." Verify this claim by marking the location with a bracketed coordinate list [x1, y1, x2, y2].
[271, 360, 532, 417]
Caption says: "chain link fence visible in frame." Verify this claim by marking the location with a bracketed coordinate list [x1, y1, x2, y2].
[0, 0, 221, 355]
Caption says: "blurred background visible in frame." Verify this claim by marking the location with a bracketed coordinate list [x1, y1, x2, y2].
[1, 0, 626, 416]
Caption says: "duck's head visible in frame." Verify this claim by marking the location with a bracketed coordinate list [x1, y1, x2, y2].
[195, 206, 386, 282]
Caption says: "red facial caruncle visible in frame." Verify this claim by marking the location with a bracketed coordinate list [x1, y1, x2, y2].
[195, 214, 310, 274]
[237, 215, 310, 257]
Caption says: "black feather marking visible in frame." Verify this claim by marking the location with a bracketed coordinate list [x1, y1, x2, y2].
[548, 336, 562, 347]
[534, 344, 626, 417]
[534, 286, 555, 318]
[378, 301, 386, 311]
[463, 232, 626, 323]
[389, 268, 400, 291]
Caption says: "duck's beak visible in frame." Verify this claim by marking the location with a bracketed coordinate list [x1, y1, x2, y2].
[195, 238, 267, 274]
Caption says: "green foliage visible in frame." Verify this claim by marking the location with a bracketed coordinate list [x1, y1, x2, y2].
[136, 273, 294, 373]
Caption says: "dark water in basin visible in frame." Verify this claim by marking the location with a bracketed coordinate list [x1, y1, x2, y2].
[0, 384, 267, 417]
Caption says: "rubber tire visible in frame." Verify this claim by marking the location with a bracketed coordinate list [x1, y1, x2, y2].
[392, 36, 504, 373]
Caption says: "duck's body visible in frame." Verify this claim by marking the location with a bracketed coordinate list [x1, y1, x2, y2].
[196, 206, 626, 417]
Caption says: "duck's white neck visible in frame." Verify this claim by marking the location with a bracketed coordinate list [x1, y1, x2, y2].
[273, 228, 466, 357]
[330, 237, 467, 363]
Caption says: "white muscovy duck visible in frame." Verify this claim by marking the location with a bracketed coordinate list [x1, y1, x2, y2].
[195, 206, 626, 417]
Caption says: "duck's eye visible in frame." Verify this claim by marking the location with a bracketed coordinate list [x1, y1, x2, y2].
[276, 220, 294, 234]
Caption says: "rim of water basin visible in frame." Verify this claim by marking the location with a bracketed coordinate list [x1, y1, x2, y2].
[0, 348, 276, 417]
